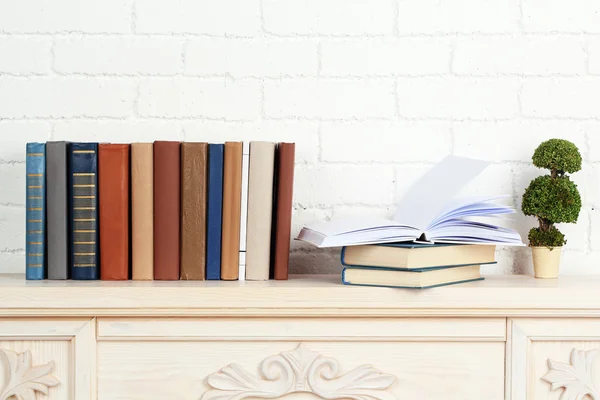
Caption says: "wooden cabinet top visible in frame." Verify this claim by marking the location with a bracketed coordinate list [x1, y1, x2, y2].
[1, 273, 599, 317]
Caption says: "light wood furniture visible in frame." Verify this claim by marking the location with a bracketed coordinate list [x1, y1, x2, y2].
[0, 274, 599, 400]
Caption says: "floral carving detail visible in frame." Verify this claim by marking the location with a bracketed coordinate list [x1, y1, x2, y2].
[0, 349, 60, 400]
[542, 348, 600, 400]
[202, 344, 396, 400]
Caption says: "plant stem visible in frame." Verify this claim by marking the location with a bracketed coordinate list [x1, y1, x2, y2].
[551, 168, 558, 179]
[538, 217, 552, 232]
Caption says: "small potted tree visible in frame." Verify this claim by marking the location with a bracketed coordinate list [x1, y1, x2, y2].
[521, 139, 582, 278]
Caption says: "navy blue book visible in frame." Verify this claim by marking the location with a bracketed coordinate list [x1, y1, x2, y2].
[25, 143, 46, 280]
[341, 264, 484, 289]
[341, 242, 496, 271]
[206, 144, 224, 280]
[69, 143, 99, 280]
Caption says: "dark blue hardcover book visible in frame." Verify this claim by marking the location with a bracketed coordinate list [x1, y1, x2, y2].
[206, 144, 224, 280]
[26, 143, 46, 280]
[341, 266, 485, 289]
[69, 143, 99, 280]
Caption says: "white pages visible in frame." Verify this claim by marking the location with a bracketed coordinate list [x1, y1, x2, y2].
[296, 155, 524, 248]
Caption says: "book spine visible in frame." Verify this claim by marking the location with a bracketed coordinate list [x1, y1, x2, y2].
[69, 143, 99, 280]
[340, 246, 347, 266]
[341, 267, 348, 285]
[245, 141, 276, 281]
[206, 144, 224, 280]
[180, 142, 208, 280]
[153, 141, 181, 280]
[221, 141, 242, 281]
[99, 144, 130, 280]
[46, 141, 69, 279]
[273, 143, 295, 280]
[238, 141, 250, 281]
[131, 143, 154, 280]
[26, 142, 46, 280]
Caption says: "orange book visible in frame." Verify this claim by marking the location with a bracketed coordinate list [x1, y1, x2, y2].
[99, 144, 130, 280]
[220, 142, 243, 280]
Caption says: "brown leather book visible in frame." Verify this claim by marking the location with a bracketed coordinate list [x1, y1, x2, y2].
[99, 144, 130, 280]
[221, 141, 243, 280]
[131, 143, 154, 280]
[153, 141, 181, 280]
[180, 142, 208, 280]
[273, 143, 296, 280]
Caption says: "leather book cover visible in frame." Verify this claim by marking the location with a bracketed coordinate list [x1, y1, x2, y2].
[26, 142, 46, 280]
[131, 143, 154, 280]
[47, 141, 69, 280]
[245, 142, 276, 281]
[220, 141, 243, 280]
[273, 143, 295, 280]
[69, 143, 99, 280]
[206, 144, 224, 280]
[99, 144, 130, 280]
[180, 142, 208, 280]
[153, 141, 181, 280]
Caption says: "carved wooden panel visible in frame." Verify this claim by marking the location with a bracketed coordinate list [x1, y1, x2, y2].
[0, 319, 95, 400]
[508, 319, 600, 400]
[97, 317, 505, 400]
[203, 344, 396, 400]
[0, 349, 59, 400]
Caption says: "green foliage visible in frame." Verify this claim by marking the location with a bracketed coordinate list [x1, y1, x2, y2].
[528, 227, 566, 247]
[521, 175, 581, 224]
[521, 138, 582, 248]
[532, 139, 582, 174]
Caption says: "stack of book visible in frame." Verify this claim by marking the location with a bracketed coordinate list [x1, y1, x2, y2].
[340, 243, 496, 289]
[25, 141, 295, 281]
[296, 155, 524, 289]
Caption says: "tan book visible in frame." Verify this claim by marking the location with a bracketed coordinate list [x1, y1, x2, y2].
[221, 142, 243, 280]
[245, 142, 276, 281]
[180, 142, 208, 280]
[131, 143, 154, 280]
[342, 243, 496, 270]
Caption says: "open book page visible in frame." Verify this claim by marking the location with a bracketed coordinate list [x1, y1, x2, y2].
[394, 156, 490, 230]
[427, 195, 515, 228]
[297, 217, 420, 247]
[425, 219, 523, 245]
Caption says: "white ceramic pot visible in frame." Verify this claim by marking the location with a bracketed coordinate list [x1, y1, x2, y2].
[531, 246, 562, 279]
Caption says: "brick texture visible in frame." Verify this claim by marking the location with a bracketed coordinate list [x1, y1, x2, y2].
[0, 0, 598, 275]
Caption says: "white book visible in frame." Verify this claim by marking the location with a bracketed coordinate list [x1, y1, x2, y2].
[297, 155, 524, 248]
[238, 141, 250, 281]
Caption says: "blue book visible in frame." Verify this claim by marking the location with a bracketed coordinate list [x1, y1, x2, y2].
[69, 143, 99, 280]
[341, 265, 484, 289]
[340, 242, 497, 271]
[26, 143, 46, 280]
[206, 144, 224, 280]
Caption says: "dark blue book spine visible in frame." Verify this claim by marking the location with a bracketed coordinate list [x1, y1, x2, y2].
[69, 143, 99, 280]
[26, 143, 46, 280]
[206, 144, 224, 280]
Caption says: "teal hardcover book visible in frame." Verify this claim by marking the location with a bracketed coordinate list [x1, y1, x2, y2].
[341, 265, 484, 289]
[26, 142, 46, 280]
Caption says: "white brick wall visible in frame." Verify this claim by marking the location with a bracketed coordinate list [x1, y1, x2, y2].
[0, 0, 598, 275]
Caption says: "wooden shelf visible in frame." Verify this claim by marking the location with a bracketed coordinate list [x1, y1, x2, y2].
[0, 273, 599, 317]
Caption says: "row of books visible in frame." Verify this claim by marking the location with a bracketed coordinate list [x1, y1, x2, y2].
[25, 141, 295, 281]
[340, 242, 496, 289]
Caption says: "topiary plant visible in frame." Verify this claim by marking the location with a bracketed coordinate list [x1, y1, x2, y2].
[521, 139, 582, 248]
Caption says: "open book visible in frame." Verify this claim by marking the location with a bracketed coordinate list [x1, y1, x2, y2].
[297, 156, 524, 248]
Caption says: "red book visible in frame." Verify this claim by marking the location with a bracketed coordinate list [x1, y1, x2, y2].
[99, 144, 130, 280]
[153, 141, 181, 280]
[273, 143, 295, 280]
